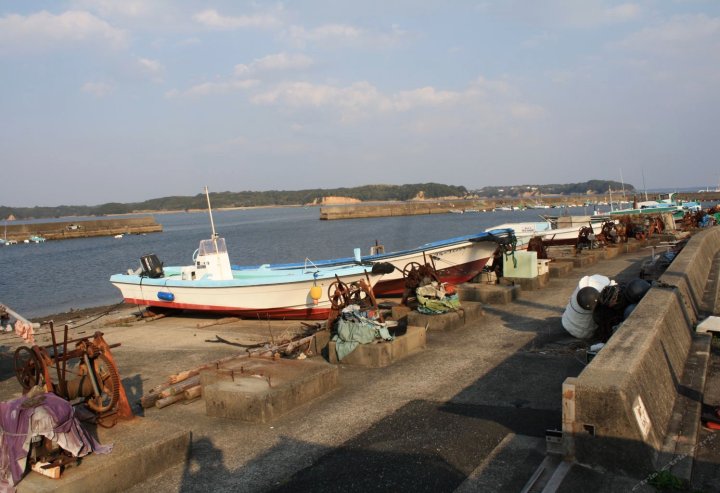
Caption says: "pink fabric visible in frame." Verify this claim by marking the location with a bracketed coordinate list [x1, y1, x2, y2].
[13, 322, 34, 345]
[0, 393, 112, 492]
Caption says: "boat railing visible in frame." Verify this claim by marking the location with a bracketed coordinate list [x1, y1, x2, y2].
[303, 257, 320, 274]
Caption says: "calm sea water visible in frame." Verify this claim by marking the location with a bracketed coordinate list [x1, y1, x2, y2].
[0, 206, 598, 319]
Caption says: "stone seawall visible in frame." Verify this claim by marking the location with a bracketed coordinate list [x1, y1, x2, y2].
[562, 226, 720, 477]
[3, 216, 163, 241]
[319, 200, 488, 220]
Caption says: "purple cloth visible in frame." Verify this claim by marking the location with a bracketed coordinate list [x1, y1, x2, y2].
[0, 392, 112, 492]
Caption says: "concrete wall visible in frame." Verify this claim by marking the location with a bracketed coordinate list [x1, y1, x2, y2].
[562, 227, 720, 476]
[3, 216, 162, 241]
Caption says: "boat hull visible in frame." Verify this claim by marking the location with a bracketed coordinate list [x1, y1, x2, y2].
[373, 257, 491, 296]
[110, 229, 514, 319]
[111, 268, 376, 320]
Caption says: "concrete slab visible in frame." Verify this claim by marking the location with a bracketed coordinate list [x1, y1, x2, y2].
[570, 254, 598, 268]
[327, 325, 426, 367]
[624, 239, 643, 253]
[201, 358, 338, 422]
[456, 283, 519, 304]
[18, 417, 190, 493]
[407, 301, 483, 331]
[505, 272, 549, 291]
[599, 246, 621, 260]
[549, 260, 574, 278]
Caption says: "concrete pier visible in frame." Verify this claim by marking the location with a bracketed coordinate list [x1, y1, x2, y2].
[1, 227, 718, 492]
[2, 217, 162, 241]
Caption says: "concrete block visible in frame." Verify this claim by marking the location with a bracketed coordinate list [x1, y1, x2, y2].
[327, 325, 426, 367]
[570, 254, 597, 268]
[599, 246, 621, 259]
[407, 300, 483, 331]
[202, 358, 338, 422]
[624, 240, 643, 253]
[547, 245, 577, 259]
[505, 272, 549, 291]
[18, 417, 190, 493]
[391, 305, 412, 320]
[456, 283, 519, 304]
[457, 283, 520, 305]
[549, 260, 574, 278]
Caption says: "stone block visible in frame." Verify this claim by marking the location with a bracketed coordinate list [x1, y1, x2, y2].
[202, 358, 338, 422]
[407, 300, 483, 331]
[624, 240, 642, 253]
[327, 325, 426, 367]
[391, 305, 412, 320]
[504, 272, 549, 291]
[599, 246, 621, 259]
[570, 254, 597, 268]
[549, 260, 574, 278]
[456, 283, 519, 304]
[18, 417, 190, 493]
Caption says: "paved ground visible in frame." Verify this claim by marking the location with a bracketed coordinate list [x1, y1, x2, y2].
[0, 248, 673, 492]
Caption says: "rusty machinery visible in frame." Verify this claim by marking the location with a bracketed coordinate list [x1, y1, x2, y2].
[14, 322, 133, 427]
[400, 255, 441, 306]
[326, 273, 381, 329]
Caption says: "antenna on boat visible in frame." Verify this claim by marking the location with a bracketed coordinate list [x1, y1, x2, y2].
[204, 186, 218, 240]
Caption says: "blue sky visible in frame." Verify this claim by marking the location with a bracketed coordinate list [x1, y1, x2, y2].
[2, 1, 719, 207]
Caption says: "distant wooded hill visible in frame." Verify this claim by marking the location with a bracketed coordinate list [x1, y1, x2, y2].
[1, 180, 633, 220]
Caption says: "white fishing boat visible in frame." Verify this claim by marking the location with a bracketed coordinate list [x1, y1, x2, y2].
[110, 189, 515, 318]
[486, 219, 597, 249]
[110, 188, 389, 320]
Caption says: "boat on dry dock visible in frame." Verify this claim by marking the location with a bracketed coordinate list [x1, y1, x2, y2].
[110, 188, 513, 318]
[109, 236, 387, 320]
[233, 228, 516, 297]
[486, 219, 595, 249]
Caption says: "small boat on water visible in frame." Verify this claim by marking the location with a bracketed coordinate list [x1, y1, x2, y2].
[608, 193, 698, 218]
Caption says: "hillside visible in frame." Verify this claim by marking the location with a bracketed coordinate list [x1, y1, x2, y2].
[1, 180, 632, 220]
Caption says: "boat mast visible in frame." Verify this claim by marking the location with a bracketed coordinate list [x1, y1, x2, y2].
[620, 168, 626, 202]
[204, 186, 219, 240]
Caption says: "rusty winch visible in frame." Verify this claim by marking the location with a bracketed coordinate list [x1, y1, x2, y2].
[14, 322, 133, 427]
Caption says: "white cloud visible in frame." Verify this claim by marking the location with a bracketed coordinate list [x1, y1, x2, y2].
[71, 0, 151, 18]
[386, 87, 461, 111]
[138, 57, 164, 82]
[165, 79, 260, 99]
[0, 10, 127, 53]
[288, 24, 363, 43]
[234, 53, 313, 76]
[510, 103, 546, 119]
[604, 3, 641, 22]
[81, 81, 113, 97]
[617, 13, 720, 56]
[250, 77, 536, 123]
[193, 9, 282, 30]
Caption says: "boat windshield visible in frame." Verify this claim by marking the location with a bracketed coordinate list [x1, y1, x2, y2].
[198, 237, 228, 256]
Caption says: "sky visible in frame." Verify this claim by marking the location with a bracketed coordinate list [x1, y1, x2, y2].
[2, 1, 720, 207]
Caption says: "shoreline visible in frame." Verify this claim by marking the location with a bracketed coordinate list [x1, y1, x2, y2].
[30, 302, 140, 326]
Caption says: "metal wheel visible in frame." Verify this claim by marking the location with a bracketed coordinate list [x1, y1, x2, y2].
[86, 353, 120, 413]
[402, 262, 423, 278]
[14, 346, 44, 390]
[328, 281, 350, 310]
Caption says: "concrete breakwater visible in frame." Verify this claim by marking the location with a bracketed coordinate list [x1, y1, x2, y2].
[319, 198, 585, 220]
[2, 216, 162, 241]
[319, 200, 488, 220]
